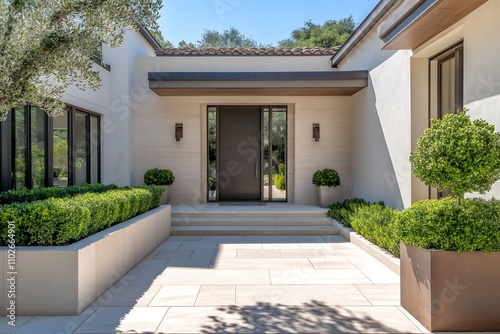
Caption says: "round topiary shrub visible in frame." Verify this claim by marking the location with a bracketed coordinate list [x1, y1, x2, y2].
[410, 110, 500, 200]
[144, 168, 175, 186]
[312, 168, 340, 187]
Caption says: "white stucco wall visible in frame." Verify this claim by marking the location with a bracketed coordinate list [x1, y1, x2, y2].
[132, 56, 353, 205]
[411, 0, 500, 201]
[337, 29, 412, 210]
[62, 31, 156, 187]
[462, 0, 500, 199]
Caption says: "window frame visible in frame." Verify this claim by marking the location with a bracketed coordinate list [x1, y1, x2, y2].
[432, 42, 464, 118]
[0, 104, 101, 191]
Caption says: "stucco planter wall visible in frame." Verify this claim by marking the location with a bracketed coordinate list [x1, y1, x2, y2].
[316, 186, 341, 208]
[0, 205, 171, 316]
[400, 242, 500, 332]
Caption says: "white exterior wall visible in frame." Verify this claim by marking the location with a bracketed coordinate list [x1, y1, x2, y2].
[132, 56, 353, 205]
[462, 0, 500, 199]
[62, 31, 156, 186]
[338, 29, 413, 210]
[411, 0, 500, 201]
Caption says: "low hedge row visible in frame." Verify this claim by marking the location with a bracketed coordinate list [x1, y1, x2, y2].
[329, 197, 500, 257]
[399, 197, 500, 253]
[350, 205, 400, 257]
[0, 185, 163, 246]
[328, 198, 384, 227]
[0, 183, 118, 204]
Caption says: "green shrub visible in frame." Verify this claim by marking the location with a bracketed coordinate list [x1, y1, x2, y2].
[312, 168, 340, 187]
[208, 177, 216, 191]
[0, 186, 162, 246]
[410, 110, 500, 200]
[399, 197, 500, 253]
[0, 183, 118, 205]
[273, 174, 286, 190]
[328, 198, 384, 227]
[144, 168, 175, 186]
[350, 205, 400, 257]
[278, 163, 285, 175]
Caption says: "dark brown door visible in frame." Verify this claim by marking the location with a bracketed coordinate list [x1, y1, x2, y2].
[218, 106, 261, 201]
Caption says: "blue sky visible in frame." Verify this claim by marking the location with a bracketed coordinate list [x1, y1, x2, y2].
[159, 0, 380, 46]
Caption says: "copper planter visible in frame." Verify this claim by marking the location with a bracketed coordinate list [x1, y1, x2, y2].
[400, 242, 500, 332]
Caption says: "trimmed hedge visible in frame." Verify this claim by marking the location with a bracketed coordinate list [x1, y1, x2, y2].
[399, 197, 500, 253]
[328, 198, 384, 227]
[0, 186, 162, 246]
[350, 205, 400, 257]
[0, 183, 118, 205]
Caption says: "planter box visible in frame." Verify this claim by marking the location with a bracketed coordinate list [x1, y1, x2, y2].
[400, 242, 500, 332]
[0, 205, 171, 316]
[316, 186, 341, 208]
[159, 185, 171, 204]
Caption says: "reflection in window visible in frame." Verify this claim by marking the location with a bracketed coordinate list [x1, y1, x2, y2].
[208, 108, 217, 201]
[3, 105, 100, 191]
[263, 107, 287, 201]
[263, 109, 270, 201]
[439, 57, 456, 117]
[30, 106, 47, 188]
[75, 112, 88, 185]
[53, 110, 68, 187]
[90, 116, 99, 184]
[12, 107, 26, 189]
[271, 108, 287, 201]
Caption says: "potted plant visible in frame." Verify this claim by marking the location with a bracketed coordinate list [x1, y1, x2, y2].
[400, 110, 500, 332]
[144, 168, 175, 204]
[312, 168, 341, 208]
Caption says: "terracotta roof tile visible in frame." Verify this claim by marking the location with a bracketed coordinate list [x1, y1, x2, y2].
[155, 47, 340, 56]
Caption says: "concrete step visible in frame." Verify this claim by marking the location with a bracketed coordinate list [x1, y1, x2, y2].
[172, 217, 333, 226]
[170, 225, 340, 236]
[171, 205, 328, 219]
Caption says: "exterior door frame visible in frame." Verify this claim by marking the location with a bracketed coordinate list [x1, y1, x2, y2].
[207, 105, 288, 202]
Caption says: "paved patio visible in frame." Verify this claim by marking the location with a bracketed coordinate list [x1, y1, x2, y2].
[1, 235, 428, 333]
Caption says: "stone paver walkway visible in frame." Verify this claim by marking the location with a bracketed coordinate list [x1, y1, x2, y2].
[0, 235, 428, 333]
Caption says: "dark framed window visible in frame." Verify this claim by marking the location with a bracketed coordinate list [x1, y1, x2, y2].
[0, 104, 101, 191]
[429, 42, 464, 198]
[433, 42, 464, 118]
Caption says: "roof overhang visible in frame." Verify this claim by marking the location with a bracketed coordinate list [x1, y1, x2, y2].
[138, 27, 162, 51]
[148, 71, 369, 96]
[379, 0, 488, 50]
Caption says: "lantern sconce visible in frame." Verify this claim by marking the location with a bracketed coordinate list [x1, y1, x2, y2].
[175, 123, 183, 142]
[313, 123, 320, 142]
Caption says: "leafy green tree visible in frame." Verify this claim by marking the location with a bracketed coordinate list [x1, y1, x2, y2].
[149, 28, 173, 48]
[0, 0, 162, 120]
[410, 110, 500, 202]
[178, 40, 196, 48]
[196, 27, 259, 48]
[278, 17, 355, 48]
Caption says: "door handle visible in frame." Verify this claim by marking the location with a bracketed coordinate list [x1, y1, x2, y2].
[255, 163, 258, 178]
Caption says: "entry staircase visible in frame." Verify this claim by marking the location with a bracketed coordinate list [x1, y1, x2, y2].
[170, 204, 340, 236]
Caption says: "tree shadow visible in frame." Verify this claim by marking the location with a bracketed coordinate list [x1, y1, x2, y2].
[200, 300, 402, 333]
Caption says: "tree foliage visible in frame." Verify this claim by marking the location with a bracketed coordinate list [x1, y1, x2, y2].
[0, 0, 162, 120]
[196, 26, 259, 48]
[410, 110, 500, 200]
[278, 17, 355, 48]
[149, 27, 173, 48]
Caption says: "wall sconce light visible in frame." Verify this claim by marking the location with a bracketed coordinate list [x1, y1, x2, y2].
[175, 123, 183, 142]
[313, 123, 320, 142]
